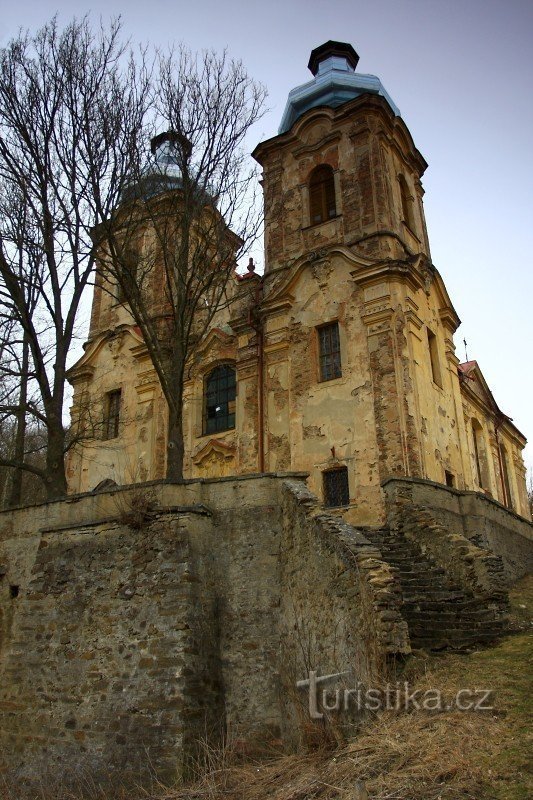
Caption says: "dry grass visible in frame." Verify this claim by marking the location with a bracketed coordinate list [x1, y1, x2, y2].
[2, 578, 531, 800]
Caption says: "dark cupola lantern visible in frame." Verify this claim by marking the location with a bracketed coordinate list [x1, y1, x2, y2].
[150, 130, 192, 167]
[121, 130, 193, 202]
[307, 40, 360, 76]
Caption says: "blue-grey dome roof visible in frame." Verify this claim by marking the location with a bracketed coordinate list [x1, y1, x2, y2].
[278, 41, 400, 134]
[121, 132, 186, 203]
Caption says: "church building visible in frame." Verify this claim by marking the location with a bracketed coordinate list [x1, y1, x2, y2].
[66, 41, 529, 525]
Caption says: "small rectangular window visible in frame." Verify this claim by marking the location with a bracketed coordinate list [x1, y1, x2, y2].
[318, 322, 342, 381]
[103, 390, 121, 440]
[427, 328, 442, 388]
[323, 467, 350, 508]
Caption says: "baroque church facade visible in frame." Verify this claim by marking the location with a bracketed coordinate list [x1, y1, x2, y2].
[66, 41, 529, 525]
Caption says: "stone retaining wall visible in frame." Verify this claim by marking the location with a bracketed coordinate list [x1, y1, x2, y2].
[0, 474, 405, 787]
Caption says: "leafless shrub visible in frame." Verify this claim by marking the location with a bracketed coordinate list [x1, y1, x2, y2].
[113, 488, 158, 529]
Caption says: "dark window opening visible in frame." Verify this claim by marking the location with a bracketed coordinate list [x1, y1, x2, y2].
[318, 322, 342, 381]
[323, 467, 350, 508]
[103, 389, 121, 440]
[445, 470, 455, 488]
[499, 445, 513, 510]
[10, 585, 19, 599]
[204, 365, 236, 435]
[309, 165, 337, 225]
[472, 420, 485, 489]
[116, 247, 138, 304]
[427, 328, 443, 388]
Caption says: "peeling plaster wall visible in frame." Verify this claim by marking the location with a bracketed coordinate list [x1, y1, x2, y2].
[67, 94, 529, 528]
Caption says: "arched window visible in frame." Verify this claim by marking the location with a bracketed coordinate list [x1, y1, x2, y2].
[471, 418, 487, 489]
[309, 165, 336, 225]
[204, 365, 236, 435]
[398, 174, 415, 230]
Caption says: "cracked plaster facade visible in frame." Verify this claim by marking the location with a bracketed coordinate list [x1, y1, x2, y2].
[66, 45, 529, 524]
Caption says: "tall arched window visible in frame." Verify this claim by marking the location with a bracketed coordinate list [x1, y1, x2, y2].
[471, 418, 488, 489]
[499, 444, 513, 510]
[309, 165, 336, 225]
[472, 419, 484, 489]
[204, 365, 236, 434]
[115, 246, 138, 304]
[398, 174, 415, 231]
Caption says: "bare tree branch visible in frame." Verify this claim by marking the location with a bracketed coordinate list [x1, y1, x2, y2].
[98, 47, 266, 480]
[0, 16, 151, 499]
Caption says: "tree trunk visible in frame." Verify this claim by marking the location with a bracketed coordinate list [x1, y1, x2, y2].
[44, 415, 68, 500]
[166, 396, 185, 482]
[6, 337, 29, 507]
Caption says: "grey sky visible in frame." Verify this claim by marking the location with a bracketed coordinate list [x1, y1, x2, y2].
[2, 1, 532, 470]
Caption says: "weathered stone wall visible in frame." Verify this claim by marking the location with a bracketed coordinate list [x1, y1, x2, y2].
[279, 481, 409, 734]
[382, 476, 533, 584]
[0, 474, 404, 787]
[0, 507, 218, 786]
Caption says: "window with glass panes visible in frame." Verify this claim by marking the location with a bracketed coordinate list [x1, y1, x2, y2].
[323, 467, 349, 507]
[204, 365, 236, 434]
[309, 165, 337, 225]
[318, 322, 341, 381]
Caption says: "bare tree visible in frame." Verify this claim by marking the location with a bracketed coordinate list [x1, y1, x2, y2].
[99, 48, 266, 481]
[0, 183, 47, 506]
[0, 17, 151, 499]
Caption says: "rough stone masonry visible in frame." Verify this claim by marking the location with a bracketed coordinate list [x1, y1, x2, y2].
[0, 473, 530, 788]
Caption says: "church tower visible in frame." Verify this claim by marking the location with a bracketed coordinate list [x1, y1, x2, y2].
[252, 41, 527, 522]
[254, 41, 431, 271]
[66, 41, 529, 523]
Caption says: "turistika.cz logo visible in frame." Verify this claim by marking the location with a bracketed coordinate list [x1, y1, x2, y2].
[296, 671, 494, 719]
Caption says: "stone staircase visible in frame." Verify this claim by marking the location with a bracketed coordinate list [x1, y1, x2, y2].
[361, 528, 509, 651]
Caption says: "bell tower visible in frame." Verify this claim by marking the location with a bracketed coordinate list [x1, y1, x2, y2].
[252, 42, 470, 519]
[253, 40, 431, 271]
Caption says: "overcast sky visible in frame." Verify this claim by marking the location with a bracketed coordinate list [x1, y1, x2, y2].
[2, 1, 532, 472]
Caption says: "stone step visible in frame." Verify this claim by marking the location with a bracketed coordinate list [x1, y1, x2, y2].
[397, 577, 459, 589]
[401, 599, 503, 614]
[401, 589, 464, 600]
[408, 621, 506, 636]
[394, 565, 453, 575]
[410, 637, 498, 651]
[406, 620, 507, 636]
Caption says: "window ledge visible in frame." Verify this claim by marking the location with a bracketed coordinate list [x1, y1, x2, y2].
[302, 214, 342, 232]
[401, 220, 421, 243]
[317, 375, 344, 386]
[196, 428, 236, 441]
